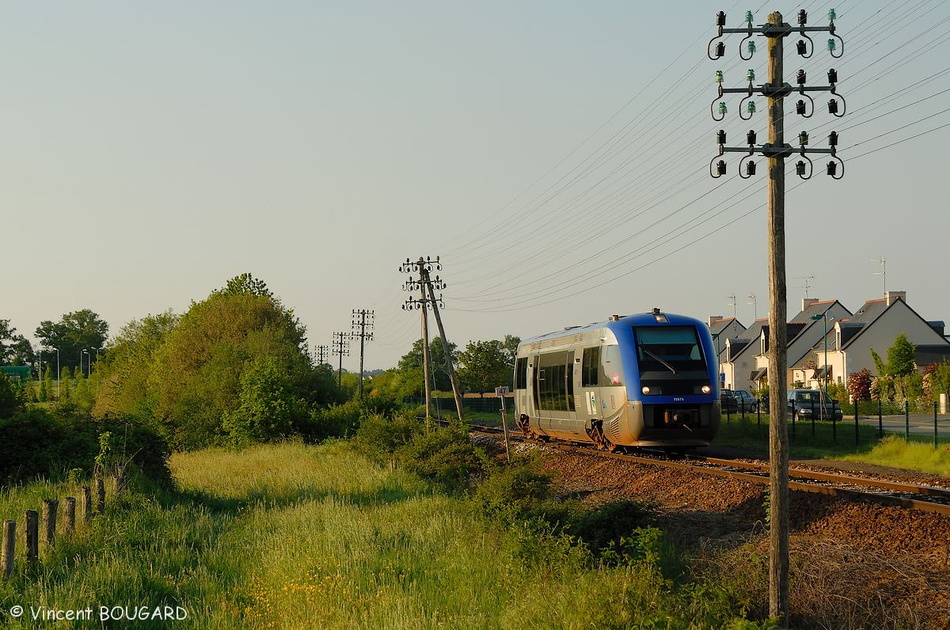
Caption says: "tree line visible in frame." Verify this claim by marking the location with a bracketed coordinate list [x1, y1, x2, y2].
[2, 273, 525, 466]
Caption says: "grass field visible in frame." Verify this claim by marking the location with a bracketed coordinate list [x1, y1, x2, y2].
[0, 442, 762, 629]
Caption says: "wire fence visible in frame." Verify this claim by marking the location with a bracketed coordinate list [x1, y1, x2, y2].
[721, 398, 950, 447]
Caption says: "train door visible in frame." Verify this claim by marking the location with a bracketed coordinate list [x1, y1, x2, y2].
[533, 354, 549, 432]
[561, 350, 579, 434]
[514, 356, 529, 419]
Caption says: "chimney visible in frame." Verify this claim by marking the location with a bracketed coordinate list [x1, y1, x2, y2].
[708, 315, 723, 326]
[886, 290, 906, 306]
[802, 298, 818, 311]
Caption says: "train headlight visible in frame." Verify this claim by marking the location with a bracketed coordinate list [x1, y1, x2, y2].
[642, 386, 651, 395]
[701, 385, 712, 394]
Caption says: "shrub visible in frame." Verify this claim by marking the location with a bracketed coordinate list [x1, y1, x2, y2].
[826, 382, 849, 407]
[848, 368, 872, 402]
[0, 408, 171, 486]
[397, 422, 485, 493]
[566, 499, 653, 555]
[474, 456, 556, 516]
[0, 373, 27, 419]
[359, 394, 403, 418]
[352, 411, 424, 460]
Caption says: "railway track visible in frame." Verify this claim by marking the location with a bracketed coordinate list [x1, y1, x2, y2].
[453, 420, 950, 516]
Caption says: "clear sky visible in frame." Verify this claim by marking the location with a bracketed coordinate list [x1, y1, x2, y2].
[4, 1, 948, 371]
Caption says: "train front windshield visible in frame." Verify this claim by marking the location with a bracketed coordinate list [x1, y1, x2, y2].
[634, 327, 706, 372]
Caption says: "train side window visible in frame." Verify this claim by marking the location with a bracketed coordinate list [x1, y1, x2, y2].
[515, 357, 528, 389]
[565, 351, 575, 410]
[581, 346, 600, 387]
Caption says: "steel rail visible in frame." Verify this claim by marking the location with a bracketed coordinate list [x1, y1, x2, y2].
[454, 421, 950, 516]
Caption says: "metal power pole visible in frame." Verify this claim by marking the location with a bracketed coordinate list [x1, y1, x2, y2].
[331, 332, 350, 387]
[351, 309, 375, 399]
[708, 9, 846, 625]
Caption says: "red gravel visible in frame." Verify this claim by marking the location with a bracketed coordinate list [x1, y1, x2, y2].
[530, 443, 950, 629]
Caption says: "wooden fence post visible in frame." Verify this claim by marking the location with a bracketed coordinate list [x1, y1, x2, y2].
[42, 499, 58, 547]
[82, 486, 93, 524]
[2, 520, 14, 578]
[64, 497, 77, 535]
[95, 477, 105, 514]
[25, 510, 39, 566]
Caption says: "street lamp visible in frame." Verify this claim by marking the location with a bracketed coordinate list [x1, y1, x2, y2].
[81, 349, 90, 378]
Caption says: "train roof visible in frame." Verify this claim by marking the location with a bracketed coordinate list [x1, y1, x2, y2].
[519, 310, 707, 346]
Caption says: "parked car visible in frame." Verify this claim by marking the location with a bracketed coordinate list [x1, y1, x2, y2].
[732, 389, 758, 413]
[719, 389, 738, 414]
[786, 389, 843, 421]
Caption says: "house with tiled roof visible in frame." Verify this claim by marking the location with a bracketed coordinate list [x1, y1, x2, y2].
[707, 316, 746, 367]
[809, 291, 950, 385]
[719, 317, 767, 392]
[744, 298, 852, 391]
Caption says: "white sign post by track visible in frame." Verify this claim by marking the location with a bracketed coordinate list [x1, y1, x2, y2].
[495, 386, 511, 462]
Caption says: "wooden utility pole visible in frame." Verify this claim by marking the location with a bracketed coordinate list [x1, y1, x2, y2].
[351, 309, 375, 399]
[422, 269, 465, 423]
[765, 11, 790, 621]
[401, 257, 438, 426]
[314, 344, 329, 367]
[420, 287, 433, 425]
[331, 332, 350, 387]
[708, 9, 846, 625]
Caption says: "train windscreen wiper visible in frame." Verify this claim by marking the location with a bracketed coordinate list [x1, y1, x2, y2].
[641, 348, 678, 375]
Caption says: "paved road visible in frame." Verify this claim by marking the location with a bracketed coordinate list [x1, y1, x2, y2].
[854, 413, 950, 438]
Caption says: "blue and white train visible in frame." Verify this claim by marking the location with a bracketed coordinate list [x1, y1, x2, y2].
[514, 309, 720, 450]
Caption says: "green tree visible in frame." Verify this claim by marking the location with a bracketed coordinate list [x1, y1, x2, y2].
[223, 355, 307, 445]
[35, 309, 109, 371]
[886, 333, 917, 376]
[148, 275, 340, 449]
[93, 311, 179, 420]
[923, 362, 950, 400]
[870, 333, 917, 377]
[458, 339, 511, 395]
[0, 320, 34, 368]
[398, 337, 458, 392]
[215, 272, 274, 299]
[0, 373, 27, 418]
[368, 367, 426, 399]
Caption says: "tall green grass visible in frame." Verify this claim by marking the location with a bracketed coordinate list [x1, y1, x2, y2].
[1, 442, 762, 629]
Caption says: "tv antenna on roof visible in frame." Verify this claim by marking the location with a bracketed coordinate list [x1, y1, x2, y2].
[794, 275, 816, 299]
[871, 256, 886, 297]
